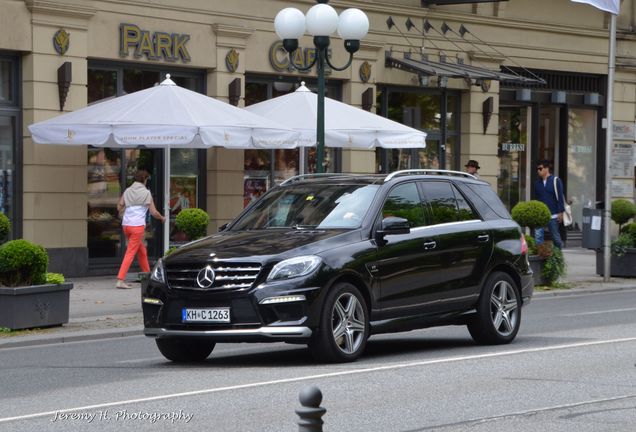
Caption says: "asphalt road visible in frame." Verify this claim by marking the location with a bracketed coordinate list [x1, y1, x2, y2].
[1, 288, 635, 432]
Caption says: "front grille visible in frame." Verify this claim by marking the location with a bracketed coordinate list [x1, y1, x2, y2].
[166, 261, 262, 291]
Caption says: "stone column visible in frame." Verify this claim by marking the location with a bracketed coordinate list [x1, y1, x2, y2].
[22, 2, 95, 276]
[206, 24, 253, 233]
[340, 40, 383, 174]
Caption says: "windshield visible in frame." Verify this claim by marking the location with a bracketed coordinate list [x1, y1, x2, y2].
[231, 184, 379, 230]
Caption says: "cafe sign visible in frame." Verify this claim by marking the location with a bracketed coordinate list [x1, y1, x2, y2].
[269, 41, 330, 74]
[119, 23, 190, 63]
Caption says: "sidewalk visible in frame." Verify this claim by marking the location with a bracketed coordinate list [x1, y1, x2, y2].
[1, 248, 635, 349]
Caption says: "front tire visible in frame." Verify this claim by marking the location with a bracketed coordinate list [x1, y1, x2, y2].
[310, 283, 369, 363]
[468, 272, 521, 345]
[156, 338, 215, 362]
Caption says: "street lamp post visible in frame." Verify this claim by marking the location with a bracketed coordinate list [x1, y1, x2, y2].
[274, 0, 369, 173]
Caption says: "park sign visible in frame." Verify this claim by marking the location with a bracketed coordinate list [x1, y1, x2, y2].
[119, 23, 190, 63]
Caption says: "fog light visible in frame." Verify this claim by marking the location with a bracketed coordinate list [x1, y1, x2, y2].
[142, 297, 164, 305]
[260, 295, 306, 304]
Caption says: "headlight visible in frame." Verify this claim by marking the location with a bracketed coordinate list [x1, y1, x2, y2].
[150, 258, 166, 283]
[267, 256, 322, 282]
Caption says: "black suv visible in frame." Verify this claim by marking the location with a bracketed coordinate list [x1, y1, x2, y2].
[143, 170, 533, 363]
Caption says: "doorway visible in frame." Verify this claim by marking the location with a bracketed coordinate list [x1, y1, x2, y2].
[87, 148, 162, 266]
[498, 106, 531, 210]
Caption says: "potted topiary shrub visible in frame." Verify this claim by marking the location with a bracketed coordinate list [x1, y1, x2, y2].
[0, 239, 73, 330]
[174, 208, 210, 241]
[511, 200, 555, 286]
[596, 199, 636, 277]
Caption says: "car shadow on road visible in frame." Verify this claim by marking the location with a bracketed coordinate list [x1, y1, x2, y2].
[156, 335, 482, 368]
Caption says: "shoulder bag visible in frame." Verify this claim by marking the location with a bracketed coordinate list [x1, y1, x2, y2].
[553, 177, 572, 227]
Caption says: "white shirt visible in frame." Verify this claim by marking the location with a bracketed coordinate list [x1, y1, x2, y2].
[122, 205, 148, 227]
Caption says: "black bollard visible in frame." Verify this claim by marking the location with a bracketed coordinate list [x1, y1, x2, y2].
[296, 385, 327, 432]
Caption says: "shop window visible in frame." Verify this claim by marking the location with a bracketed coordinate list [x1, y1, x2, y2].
[244, 77, 341, 207]
[376, 88, 459, 173]
[86, 63, 204, 262]
[0, 55, 19, 238]
[498, 107, 529, 211]
[87, 69, 117, 104]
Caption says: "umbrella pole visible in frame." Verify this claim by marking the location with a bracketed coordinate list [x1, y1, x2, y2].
[164, 148, 170, 255]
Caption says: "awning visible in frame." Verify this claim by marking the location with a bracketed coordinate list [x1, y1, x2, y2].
[385, 52, 546, 86]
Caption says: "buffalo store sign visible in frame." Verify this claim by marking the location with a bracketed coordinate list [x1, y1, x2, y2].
[119, 23, 191, 63]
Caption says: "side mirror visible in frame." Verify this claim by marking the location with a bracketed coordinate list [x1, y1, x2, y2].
[218, 223, 228, 232]
[376, 216, 410, 240]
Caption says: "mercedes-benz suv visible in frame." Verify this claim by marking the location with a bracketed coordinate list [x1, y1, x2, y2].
[142, 170, 533, 363]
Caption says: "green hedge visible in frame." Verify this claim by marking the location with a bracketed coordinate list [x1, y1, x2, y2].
[175, 208, 209, 241]
[511, 200, 551, 229]
[0, 239, 48, 286]
[0, 213, 10, 242]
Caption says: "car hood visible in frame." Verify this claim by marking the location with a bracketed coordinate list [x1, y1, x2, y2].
[167, 229, 360, 264]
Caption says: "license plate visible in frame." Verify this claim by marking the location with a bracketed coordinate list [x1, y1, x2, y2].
[182, 308, 230, 323]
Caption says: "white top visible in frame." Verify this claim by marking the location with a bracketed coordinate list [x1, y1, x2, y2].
[122, 205, 148, 227]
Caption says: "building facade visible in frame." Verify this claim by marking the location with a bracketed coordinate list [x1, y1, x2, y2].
[0, 0, 634, 276]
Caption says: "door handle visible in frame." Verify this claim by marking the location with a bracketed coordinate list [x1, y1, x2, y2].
[477, 234, 490, 242]
[423, 241, 437, 250]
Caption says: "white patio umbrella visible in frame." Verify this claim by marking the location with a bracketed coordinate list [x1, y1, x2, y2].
[245, 82, 427, 149]
[28, 75, 300, 252]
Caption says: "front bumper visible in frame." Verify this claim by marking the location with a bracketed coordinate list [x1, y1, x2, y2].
[144, 325, 312, 343]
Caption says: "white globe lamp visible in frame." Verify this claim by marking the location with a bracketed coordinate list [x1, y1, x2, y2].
[305, 3, 339, 36]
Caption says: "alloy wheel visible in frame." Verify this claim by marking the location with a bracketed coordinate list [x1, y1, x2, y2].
[489, 280, 519, 336]
[331, 292, 366, 354]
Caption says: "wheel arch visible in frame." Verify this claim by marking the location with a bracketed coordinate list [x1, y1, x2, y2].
[484, 264, 522, 299]
[326, 272, 373, 317]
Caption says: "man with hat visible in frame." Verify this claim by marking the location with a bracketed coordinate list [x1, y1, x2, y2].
[465, 159, 480, 178]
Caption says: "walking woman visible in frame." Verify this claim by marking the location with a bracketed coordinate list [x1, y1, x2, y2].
[116, 170, 165, 289]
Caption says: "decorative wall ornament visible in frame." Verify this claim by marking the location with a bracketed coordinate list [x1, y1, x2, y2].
[53, 29, 70, 55]
[359, 61, 372, 83]
[482, 96, 493, 134]
[57, 62, 72, 111]
[225, 49, 239, 72]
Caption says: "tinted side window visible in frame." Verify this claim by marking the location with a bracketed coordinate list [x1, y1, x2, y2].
[421, 182, 458, 225]
[382, 183, 426, 228]
[457, 183, 511, 220]
[452, 184, 479, 221]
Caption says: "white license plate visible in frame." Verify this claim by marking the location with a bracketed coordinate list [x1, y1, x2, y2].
[182, 308, 230, 323]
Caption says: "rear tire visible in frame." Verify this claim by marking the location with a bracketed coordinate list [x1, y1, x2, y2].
[468, 272, 521, 345]
[156, 338, 215, 362]
[309, 283, 369, 363]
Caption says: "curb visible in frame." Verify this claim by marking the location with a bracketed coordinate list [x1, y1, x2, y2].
[533, 284, 636, 298]
[0, 326, 143, 349]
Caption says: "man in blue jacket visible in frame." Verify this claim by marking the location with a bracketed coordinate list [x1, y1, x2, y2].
[534, 159, 564, 249]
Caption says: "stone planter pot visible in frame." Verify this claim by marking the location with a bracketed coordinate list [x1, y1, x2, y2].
[528, 255, 547, 286]
[0, 283, 73, 330]
[596, 249, 636, 278]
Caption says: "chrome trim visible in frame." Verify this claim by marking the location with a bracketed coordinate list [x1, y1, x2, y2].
[385, 169, 476, 182]
[406, 219, 482, 233]
[145, 326, 312, 338]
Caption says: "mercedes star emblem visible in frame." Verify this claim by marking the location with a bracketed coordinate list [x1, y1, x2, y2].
[196, 265, 215, 288]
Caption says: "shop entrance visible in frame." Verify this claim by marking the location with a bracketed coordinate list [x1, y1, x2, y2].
[87, 148, 162, 266]
[498, 106, 531, 210]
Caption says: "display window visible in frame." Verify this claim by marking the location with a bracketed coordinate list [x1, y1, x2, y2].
[0, 55, 19, 238]
[243, 77, 342, 207]
[86, 62, 205, 262]
[375, 87, 460, 173]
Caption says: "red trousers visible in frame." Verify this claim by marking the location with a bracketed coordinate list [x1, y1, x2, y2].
[117, 225, 150, 280]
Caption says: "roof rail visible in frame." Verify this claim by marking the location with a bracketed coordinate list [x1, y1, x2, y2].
[280, 173, 386, 186]
[280, 173, 350, 186]
[384, 169, 476, 182]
